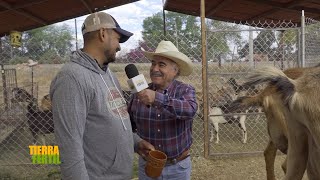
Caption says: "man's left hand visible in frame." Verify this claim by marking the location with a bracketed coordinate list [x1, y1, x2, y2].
[137, 140, 155, 159]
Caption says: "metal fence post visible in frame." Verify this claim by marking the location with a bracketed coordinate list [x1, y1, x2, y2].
[249, 26, 254, 67]
[1, 64, 8, 111]
[301, 10, 305, 67]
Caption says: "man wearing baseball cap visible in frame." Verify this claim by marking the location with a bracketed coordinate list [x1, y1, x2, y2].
[50, 12, 151, 180]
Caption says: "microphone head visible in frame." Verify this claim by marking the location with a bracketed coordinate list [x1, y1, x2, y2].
[125, 64, 139, 79]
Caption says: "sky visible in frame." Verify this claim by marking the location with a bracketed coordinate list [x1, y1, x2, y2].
[56, 0, 163, 53]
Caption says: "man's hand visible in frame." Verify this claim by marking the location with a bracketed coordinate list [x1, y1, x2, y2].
[137, 89, 156, 106]
[137, 140, 155, 159]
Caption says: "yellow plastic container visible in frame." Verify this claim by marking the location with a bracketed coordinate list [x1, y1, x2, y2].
[10, 30, 22, 47]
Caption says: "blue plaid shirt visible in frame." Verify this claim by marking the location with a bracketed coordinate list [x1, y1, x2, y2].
[128, 80, 198, 159]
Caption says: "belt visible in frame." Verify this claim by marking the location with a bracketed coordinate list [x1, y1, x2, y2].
[166, 149, 190, 166]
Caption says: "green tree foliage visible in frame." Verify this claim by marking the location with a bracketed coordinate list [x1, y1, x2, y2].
[142, 11, 201, 61]
[23, 24, 73, 63]
[139, 11, 242, 62]
[238, 30, 276, 58]
[206, 20, 242, 62]
[0, 24, 73, 65]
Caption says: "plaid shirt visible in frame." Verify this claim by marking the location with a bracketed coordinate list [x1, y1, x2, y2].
[128, 80, 198, 159]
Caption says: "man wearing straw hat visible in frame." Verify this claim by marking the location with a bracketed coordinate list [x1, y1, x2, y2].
[128, 40, 198, 179]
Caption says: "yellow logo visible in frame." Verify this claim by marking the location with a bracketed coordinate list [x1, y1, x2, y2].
[29, 145, 61, 164]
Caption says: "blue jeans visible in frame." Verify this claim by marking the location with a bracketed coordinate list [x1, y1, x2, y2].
[138, 156, 191, 180]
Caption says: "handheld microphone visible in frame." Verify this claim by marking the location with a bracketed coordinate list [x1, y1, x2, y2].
[125, 64, 148, 93]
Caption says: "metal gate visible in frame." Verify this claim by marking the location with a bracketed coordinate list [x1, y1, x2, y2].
[0, 65, 17, 110]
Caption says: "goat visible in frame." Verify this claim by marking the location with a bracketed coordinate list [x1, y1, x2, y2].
[12, 87, 53, 145]
[208, 87, 248, 144]
[227, 77, 259, 95]
[227, 77, 261, 113]
[40, 94, 52, 111]
[229, 67, 309, 180]
[240, 66, 320, 180]
[209, 104, 247, 144]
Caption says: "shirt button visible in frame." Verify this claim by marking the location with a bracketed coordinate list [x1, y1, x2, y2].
[155, 106, 157, 108]
[158, 144, 161, 147]
[158, 129, 160, 132]
[157, 114, 160, 117]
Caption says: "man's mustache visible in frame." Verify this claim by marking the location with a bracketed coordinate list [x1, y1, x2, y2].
[150, 72, 162, 77]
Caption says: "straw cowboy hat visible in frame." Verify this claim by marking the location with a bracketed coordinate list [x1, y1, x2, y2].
[142, 40, 193, 76]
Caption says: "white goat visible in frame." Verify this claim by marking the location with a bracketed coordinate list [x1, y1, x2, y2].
[208, 86, 248, 144]
[209, 106, 247, 144]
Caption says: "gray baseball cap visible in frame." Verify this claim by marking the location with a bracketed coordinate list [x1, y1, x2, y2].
[81, 12, 133, 43]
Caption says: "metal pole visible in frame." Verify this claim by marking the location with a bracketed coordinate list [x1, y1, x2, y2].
[1, 64, 8, 111]
[200, 0, 209, 159]
[301, 10, 305, 67]
[75, 19, 78, 50]
[297, 28, 301, 67]
[249, 27, 254, 67]
[162, 0, 167, 36]
[31, 66, 34, 97]
[162, 9, 166, 36]
[175, 18, 178, 49]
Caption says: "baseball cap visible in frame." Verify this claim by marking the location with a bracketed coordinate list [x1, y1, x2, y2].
[81, 12, 133, 43]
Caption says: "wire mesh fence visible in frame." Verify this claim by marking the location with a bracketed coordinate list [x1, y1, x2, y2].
[305, 17, 320, 67]
[205, 20, 299, 157]
[0, 16, 319, 179]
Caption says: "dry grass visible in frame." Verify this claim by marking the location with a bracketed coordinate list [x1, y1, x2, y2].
[191, 155, 308, 180]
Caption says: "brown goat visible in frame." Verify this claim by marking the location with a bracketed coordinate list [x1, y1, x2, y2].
[12, 88, 53, 144]
[40, 94, 52, 111]
[241, 66, 320, 180]
[229, 67, 312, 180]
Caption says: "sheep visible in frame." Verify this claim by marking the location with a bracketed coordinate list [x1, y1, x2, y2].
[240, 66, 320, 180]
[12, 87, 53, 145]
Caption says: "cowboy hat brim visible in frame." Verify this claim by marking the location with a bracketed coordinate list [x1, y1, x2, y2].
[142, 51, 193, 76]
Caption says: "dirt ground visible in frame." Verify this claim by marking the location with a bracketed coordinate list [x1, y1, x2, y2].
[191, 155, 308, 180]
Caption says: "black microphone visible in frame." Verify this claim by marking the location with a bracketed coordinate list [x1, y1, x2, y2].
[125, 64, 150, 108]
[124, 64, 148, 93]
[125, 64, 139, 79]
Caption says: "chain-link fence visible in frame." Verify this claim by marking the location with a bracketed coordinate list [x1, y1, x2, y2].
[205, 20, 299, 157]
[305, 17, 320, 67]
[0, 15, 319, 179]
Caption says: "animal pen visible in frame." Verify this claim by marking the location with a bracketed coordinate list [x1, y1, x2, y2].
[0, 14, 320, 179]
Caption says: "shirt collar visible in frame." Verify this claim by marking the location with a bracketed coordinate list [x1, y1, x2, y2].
[150, 80, 176, 94]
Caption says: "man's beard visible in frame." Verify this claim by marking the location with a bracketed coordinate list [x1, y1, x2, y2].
[104, 49, 116, 64]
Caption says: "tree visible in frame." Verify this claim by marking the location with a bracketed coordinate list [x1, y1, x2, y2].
[0, 23, 74, 65]
[23, 24, 73, 63]
[138, 11, 243, 63]
[206, 20, 242, 63]
[238, 30, 276, 59]
[141, 11, 201, 61]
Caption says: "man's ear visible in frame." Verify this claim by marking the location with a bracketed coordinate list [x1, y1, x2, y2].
[98, 29, 105, 41]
